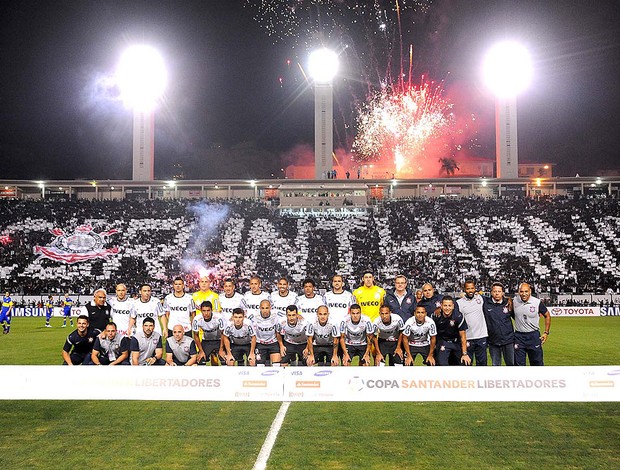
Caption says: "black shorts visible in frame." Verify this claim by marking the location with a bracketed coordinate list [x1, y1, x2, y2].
[256, 342, 281, 364]
[230, 343, 251, 365]
[344, 344, 369, 365]
[200, 340, 222, 364]
[313, 344, 335, 365]
[281, 341, 306, 365]
[378, 339, 402, 365]
[408, 344, 431, 363]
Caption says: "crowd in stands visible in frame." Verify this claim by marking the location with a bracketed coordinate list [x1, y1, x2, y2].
[0, 195, 619, 298]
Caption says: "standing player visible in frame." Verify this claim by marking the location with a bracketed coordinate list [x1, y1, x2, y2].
[163, 277, 196, 337]
[130, 316, 164, 366]
[306, 305, 340, 366]
[61, 315, 99, 365]
[373, 305, 405, 366]
[1, 291, 14, 334]
[219, 278, 246, 321]
[61, 293, 74, 328]
[353, 271, 385, 322]
[166, 324, 198, 366]
[269, 277, 298, 319]
[222, 308, 257, 366]
[513, 283, 551, 366]
[243, 276, 270, 320]
[383, 275, 417, 322]
[295, 278, 325, 324]
[278, 305, 312, 366]
[483, 282, 515, 366]
[324, 274, 355, 326]
[108, 283, 134, 337]
[402, 305, 437, 366]
[252, 299, 283, 366]
[44, 295, 54, 328]
[192, 301, 225, 365]
[127, 284, 168, 337]
[340, 304, 374, 366]
[91, 322, 130, 365]
[82, 288, 111, 332]
[433, 296, 471, 366]
[456, 280, 488, 366]
[193, 275, 221, 318]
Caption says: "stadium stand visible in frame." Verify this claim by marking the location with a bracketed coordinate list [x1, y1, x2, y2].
[0, 196, 618, 298]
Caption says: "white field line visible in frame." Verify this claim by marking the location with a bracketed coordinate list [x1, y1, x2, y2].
[252, 401, 291, 470]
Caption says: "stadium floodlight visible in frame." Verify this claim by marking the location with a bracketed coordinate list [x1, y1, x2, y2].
[309, 48, 338, 179]
[483, 41, 532, 179]
[116, 45, 167, 181]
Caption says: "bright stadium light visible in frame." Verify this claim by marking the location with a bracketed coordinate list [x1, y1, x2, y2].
[116, 45, 167, 181]
[309, 48, 339, 179]
[483, 41, 532, 178]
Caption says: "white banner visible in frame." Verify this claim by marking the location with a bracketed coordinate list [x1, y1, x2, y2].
[1, 366, 618, 402]
[549, 306, 600, 316]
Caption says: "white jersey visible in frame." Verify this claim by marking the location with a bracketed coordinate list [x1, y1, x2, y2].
[252, 313, 281, 344]
[223, 319, 255, 345]
[243, 291, 270, 319]
[269, 291, 298, 319]
[219, 292, 246, 320]
[323, 290, 354, 326]
[130, 298, 165, 335]
[457, 294, 488, 340]
[163, 293, 196, 333]
[310, 321, 339, 347]
[295, 294, 325, 324]
[373, 314, 404, 342]
[192, 313, 224, 342]
[108, 297, 134, 336]
[279, 318, 311, 345]
[403, 316, 437, 347]
[340, 315, 374, 346]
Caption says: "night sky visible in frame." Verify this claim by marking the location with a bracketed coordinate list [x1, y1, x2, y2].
[0, 0, 618, 180]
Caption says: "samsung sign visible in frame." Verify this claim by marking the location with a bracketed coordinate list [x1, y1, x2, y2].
[600, 307, 620, 316]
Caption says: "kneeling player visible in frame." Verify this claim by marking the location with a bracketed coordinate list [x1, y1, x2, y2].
[279, 305, 312, 366]
[222, 308, 256, 366]
[62, 315, 100, 365]
[307, 305, 339, 366]
[252, 300, 283, 366]
[373, 305, 405, 366]
[91, 322, 130, 365]
[192, 301, 225, 365]
[340, 304, 374, 366]
[166, 324, 198, 366]
[402, 306, 437, 366]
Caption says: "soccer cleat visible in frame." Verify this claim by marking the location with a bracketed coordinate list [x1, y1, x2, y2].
[45, 324, 52, 328]
[61, 324, 67, 328]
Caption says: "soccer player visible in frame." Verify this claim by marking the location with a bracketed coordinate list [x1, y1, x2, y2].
[353, 271, 385, 322]
[130, 316, 164, 366]
[324, 274, 355, 326]
[340, 304, 374, 366]
[166, 324, 198, 366]
[222, 308, 257, 366]
[91, 322, 130, 365]
[402, 305, 437, 366]
[456, 279, 488, 366]
[1, 291, 14, 334]
[383, 275, 417, 322]
[193, 275, 221, 318]
[269, 277, 297, 319]
[61, 315, 99, 365]
[192, 301, 225, 365]
[108, 283, 134, 337]
[373, 304, 405, 366]
[483, 282, 515, 366]
[219, 278, 246, 320]
[252, 299, 283, 366]
[306, 305, 339, 366]
[163, 277, 196, 337]
[44, 295, 54, 328]
[82, 288, 111, 332]
[278, 305, 312, 366]
[513, 283, 551, 366]
[433, 296, 471, 366]
[243, 276, 270, 320]
[61, 293, 74, 328]
[295, 278, 325, 324]
[127, 284, 168, 337]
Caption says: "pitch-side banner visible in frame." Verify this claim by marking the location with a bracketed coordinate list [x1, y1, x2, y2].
[1, 366, 618, 402]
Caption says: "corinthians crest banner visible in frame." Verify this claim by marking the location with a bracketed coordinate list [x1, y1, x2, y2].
[34, 224, 120, 263]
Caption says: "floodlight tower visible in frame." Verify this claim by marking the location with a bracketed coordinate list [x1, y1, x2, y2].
[117, 45, 167, 181]
[308, 48, 339, 179]
[483, 42, 532, 178]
